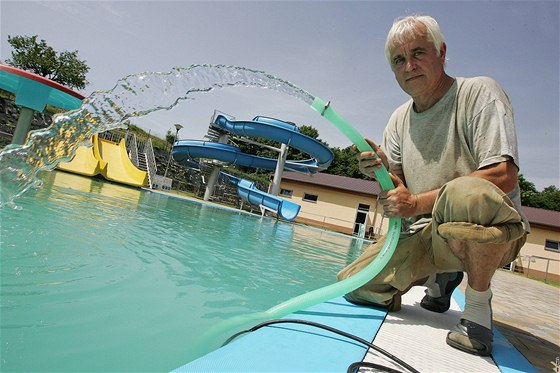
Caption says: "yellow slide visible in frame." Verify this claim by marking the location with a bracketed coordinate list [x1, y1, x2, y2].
[58, 135, 148, 187]
[58, 141, 106, 177]
[97, 137, 148, 187]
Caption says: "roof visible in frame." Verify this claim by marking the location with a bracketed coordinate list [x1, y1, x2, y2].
[521, 206, 560, 230]
[281, 171, 381, 196]
[282, 172, 560, 229]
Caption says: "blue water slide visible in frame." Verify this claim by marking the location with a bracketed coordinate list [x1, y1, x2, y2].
[226, 176, 301, 221]
[173, 141, 283, 171]
[172, 115, 333, 221]
[213, 115, 333, 171]
[172, 115, 333, 173]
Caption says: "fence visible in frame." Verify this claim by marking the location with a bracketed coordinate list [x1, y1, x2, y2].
[295, 210, 380, 239]
[516, 255, 560, 283]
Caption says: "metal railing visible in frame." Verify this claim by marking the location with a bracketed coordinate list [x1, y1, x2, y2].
[98, 130, 126, 143]
[520, 255, 560, 283]
[141, 138, 157, 188]
[125, 133, 140, 167]
[296, 210, 382, 240]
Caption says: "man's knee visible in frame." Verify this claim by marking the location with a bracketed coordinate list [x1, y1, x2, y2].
[431, 176, 525, 270]
[434, 176, 522, 227]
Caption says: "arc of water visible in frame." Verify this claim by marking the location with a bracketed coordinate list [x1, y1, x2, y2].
[0, 65, 401, 363]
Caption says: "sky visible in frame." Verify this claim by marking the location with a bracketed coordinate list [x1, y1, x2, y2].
[1, 0, 558, 190]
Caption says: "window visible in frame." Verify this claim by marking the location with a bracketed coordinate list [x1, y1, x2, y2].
[545, 240, 559, 253]
[303, 193, 318, 203]
[280, 189, 293, 197]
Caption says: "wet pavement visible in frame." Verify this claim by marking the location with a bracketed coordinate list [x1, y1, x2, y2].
[458, 269, 559, 372]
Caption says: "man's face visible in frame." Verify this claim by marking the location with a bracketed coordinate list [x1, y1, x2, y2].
[389, 33, 447, 99]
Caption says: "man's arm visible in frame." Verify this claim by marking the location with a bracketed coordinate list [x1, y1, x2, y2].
[381, 159, 519, 218]
[471, 158, 519, 194]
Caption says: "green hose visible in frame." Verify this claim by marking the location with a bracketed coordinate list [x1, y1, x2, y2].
[310, 97, 396, 189]
[192, 97, 401, 361]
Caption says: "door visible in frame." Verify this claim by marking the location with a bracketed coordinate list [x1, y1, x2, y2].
[353, 203, 370, 235]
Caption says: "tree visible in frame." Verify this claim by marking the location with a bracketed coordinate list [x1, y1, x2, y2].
[287, 124, 328, 161]
[6, 35, 89, 90]
[534, 186, 560, 211]
[166, 130, 176, 145]
[324, 146, 364, 179]
[518, 174, 560, 211]
[518, 174, 538, 206]
[524, 184, 560, 211]
[298, 125, 320, 140]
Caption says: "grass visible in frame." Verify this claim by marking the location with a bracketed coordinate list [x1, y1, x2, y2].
[124, 123, 168, 150]
[162, 189, 199, 199]
[1, 89, 15, 101]
[505, 269, 560, 288]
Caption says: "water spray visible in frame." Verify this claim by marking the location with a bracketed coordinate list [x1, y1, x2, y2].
[0, 64, 402, 363]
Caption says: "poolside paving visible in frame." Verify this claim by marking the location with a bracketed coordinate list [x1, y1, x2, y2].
[458, 269, 559, 372]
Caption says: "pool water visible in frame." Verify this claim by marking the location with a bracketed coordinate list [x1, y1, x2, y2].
[0, 171, 366, 372]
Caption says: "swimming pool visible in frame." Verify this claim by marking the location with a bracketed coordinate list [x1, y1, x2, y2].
[0, 170, 367, 372]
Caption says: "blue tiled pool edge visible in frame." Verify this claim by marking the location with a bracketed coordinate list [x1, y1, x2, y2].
[172, 296, 387, 372]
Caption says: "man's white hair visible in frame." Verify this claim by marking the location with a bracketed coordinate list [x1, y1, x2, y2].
[385, 15, 446, 64]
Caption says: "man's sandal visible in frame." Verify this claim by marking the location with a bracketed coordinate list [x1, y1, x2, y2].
[446, 319, 493, 356]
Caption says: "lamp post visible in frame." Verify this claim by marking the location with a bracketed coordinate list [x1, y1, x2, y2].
[164, 123, 183, 179]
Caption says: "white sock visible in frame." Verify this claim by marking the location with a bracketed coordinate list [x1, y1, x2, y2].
[462, 284, 493, 329]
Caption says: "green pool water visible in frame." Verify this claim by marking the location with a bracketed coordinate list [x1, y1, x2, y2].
[0, 170, 366, 372]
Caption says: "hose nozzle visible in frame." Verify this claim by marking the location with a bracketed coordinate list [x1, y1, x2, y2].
[320, 100, 330, 116]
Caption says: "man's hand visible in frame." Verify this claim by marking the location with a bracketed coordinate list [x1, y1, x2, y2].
[379, 173, 419, 218]
[353, 138, 389, 178]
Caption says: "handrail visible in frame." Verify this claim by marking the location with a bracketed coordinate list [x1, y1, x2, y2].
[126, 133, 140, 168]
[142, 138, 158, 188]
[522, 255, 560, 283]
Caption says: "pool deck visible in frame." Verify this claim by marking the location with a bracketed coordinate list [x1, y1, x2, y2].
[171, 271, 558, 372]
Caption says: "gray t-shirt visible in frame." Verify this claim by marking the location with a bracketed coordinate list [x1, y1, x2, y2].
[382, 76, 529, 233]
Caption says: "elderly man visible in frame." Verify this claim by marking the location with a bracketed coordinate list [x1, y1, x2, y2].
[337, 15, 528, 356]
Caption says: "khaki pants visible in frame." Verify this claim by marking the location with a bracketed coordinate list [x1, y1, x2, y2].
[337, 176, 526, 311]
